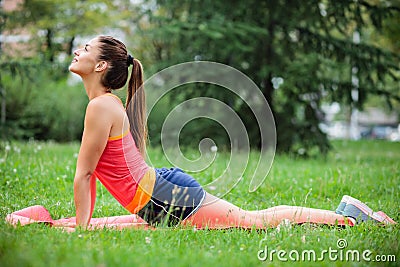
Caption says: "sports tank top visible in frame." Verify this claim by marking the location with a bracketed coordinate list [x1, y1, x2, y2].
[93, 94, 155, 213]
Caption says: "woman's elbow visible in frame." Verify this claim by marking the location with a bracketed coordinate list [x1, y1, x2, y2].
[74, 170, 93, 184]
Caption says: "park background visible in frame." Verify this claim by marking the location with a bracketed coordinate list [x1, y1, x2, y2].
[1, 0, 399, 266]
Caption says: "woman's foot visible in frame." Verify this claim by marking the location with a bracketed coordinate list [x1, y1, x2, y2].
[372, 211, 397, 225]
[336, 195, 396, 225]
[335, 195, 373, 216]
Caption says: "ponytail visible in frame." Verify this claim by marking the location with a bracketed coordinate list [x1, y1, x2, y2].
[126, 59, 147, 157]
[96, 36, 147, 155]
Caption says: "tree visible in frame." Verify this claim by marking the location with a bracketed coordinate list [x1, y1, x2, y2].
[133, 0, 400, 155]
[1, 0, 123, 141]
[4, 0, 121, 62]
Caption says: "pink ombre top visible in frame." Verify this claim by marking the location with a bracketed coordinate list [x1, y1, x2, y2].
[93, 129, 149, 208]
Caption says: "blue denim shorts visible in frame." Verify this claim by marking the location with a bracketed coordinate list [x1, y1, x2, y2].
[137, 167, 206, 226]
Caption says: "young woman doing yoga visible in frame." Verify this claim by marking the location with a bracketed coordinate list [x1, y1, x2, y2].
[68, 35, 395, 230]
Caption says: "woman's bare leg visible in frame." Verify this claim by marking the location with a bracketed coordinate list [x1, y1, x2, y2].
[183, 193, 352, 229]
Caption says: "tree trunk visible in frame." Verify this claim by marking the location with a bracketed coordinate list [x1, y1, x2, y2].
[263, 12, 276, 113]
[0, 79, 5, 126]
[67, 36, 75, 56]
[46, 28, 54, 62]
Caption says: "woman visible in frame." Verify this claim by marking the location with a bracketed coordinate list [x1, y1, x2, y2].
[69, 35, 395, 230]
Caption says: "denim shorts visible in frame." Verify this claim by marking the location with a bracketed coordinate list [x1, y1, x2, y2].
[137, 167, 206, 227]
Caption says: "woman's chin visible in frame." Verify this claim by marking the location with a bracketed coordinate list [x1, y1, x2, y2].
[68, 65, 80, 75]
[68, 65, 75, 72]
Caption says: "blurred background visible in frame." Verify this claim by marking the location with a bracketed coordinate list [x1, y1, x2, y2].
[1, 0, 399, 156]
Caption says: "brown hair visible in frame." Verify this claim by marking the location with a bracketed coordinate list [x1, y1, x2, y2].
[97, 35, 147, 156]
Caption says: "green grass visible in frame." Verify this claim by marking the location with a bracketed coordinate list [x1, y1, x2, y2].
[0, 140, 399, 266]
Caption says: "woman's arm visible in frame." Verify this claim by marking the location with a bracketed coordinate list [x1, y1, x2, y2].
[74, 99, 112, 228]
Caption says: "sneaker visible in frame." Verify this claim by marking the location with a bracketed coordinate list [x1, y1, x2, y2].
[335, 195, 349, 215]
[335, 195, 373, 215]
[338, 195, 377, 224]
[372, 211, 397, 225]
[336, 195, 397, 225]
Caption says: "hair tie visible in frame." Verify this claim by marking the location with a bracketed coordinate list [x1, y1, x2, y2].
[127, 54, 134, 66]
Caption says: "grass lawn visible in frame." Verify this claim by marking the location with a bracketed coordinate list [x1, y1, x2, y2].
[0, 140, 399, 266]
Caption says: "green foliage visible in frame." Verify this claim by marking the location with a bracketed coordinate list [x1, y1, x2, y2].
[0, 140, 399, 266]
[4, 0, 121, 61]
[1, 0, 400, 155]
[1, 0, 122, 141]
[0, 61, 87, 141]
[133, 0, 400, 156]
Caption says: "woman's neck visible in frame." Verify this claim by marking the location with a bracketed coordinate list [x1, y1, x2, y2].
[82, 75, 109, 100]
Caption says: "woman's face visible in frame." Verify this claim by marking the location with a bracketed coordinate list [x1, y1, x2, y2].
[69, 38, 101, 76]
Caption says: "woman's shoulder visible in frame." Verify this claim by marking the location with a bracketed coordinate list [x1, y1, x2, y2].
[85, 95, 121, 124]
[87, 95, 111, 113]
[87, 94, 120, 111]
[85, 94, 126, 130]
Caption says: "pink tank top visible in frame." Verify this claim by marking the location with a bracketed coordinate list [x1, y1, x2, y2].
[93, 129, 149, 208]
